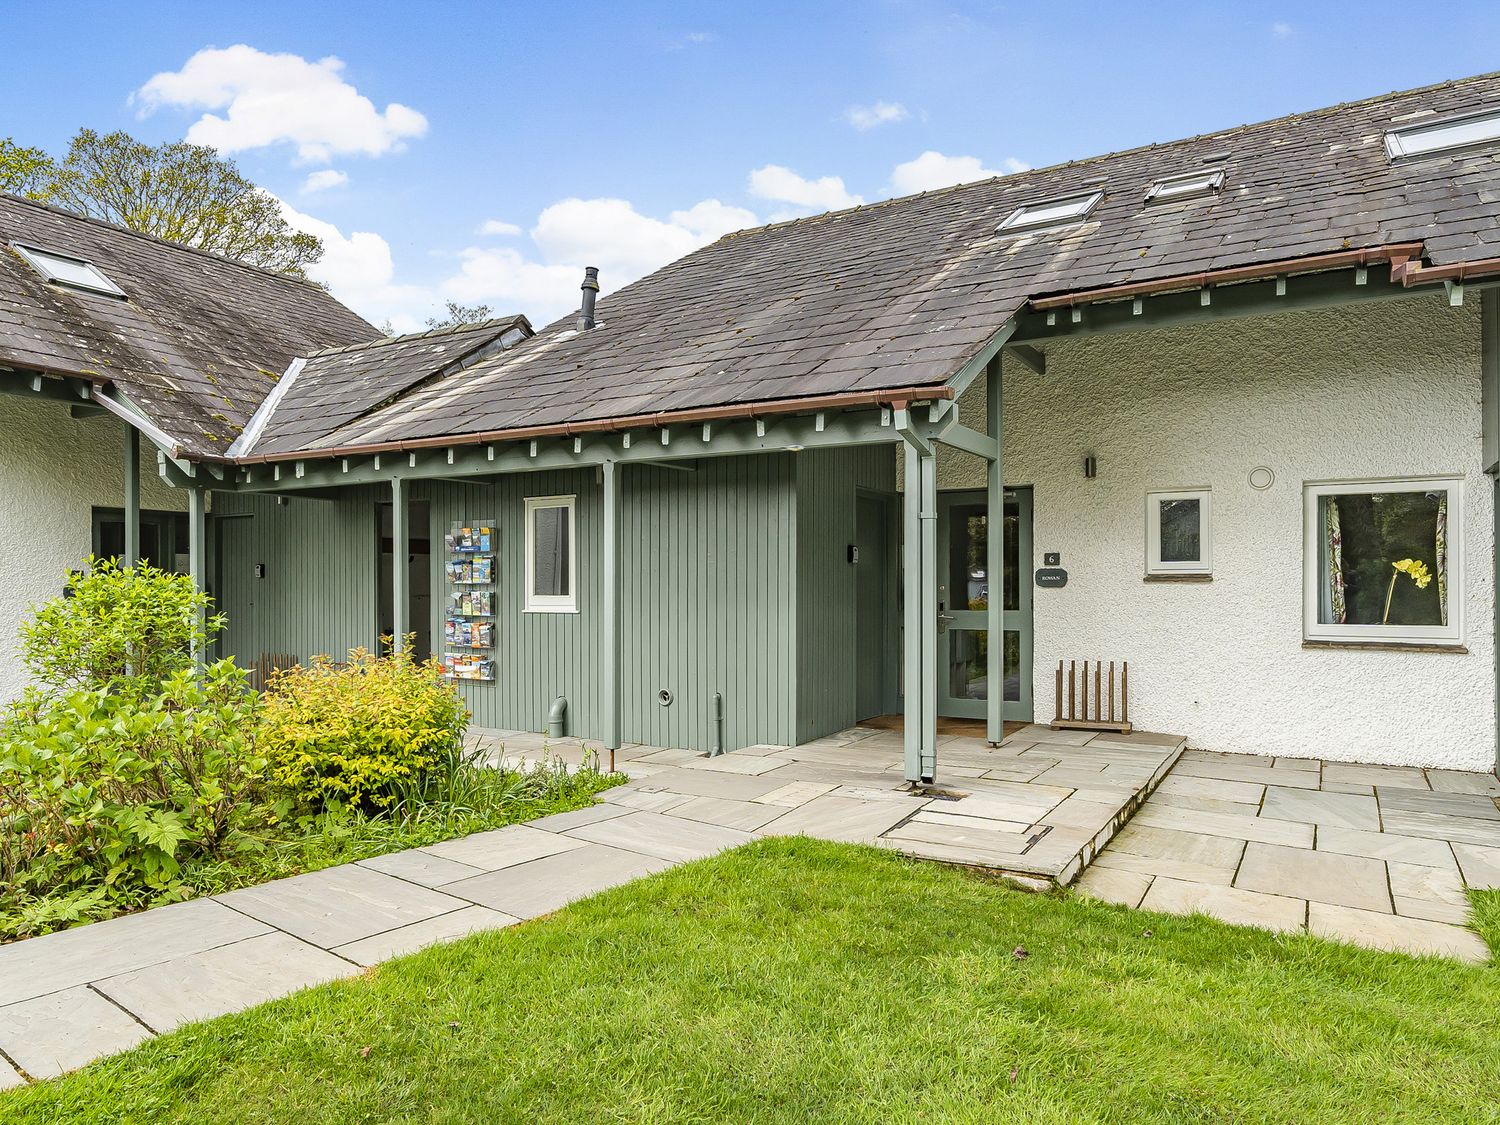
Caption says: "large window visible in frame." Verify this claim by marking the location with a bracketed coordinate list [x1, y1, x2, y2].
[524, 495, 576, 613]
[91, 507, 189, 573]
[1145, 489, 1211, 576]
[1303, 479, 1462, 645]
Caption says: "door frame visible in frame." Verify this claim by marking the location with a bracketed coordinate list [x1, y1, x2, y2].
[934, 486, 1033, 722]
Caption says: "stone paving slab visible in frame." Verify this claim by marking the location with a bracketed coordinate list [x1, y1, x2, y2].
[1236, 842, 1391, 913]
[442, 843, 673, 919]
[1308, 902, 1490, 963]
[0, 1058, 23, 1091]
[0, 898, 272, 1008]
[1314, 826, 1459, 870]
[1140, 876, 1306, 933]
[357, 849, 486, 888]
[564, 811, 754, 862]
[92, 932, 358, 1033]
[421, 822, 591, 871]
[0, 987, 152, 1079]
[333, 906, 521, 966]
[1260, 786, 1380, 831]
[1453, 842, 1500, 889]
[759, 794, 924, 844]
[214, 864, 471, 948]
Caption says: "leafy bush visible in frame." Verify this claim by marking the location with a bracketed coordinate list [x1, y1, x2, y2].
[19, 558, 221, 696]
[259, 647, 468, 810]
[0, 660, 266, 937]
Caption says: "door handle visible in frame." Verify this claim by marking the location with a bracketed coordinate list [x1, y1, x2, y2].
[937, 612, 954, 633]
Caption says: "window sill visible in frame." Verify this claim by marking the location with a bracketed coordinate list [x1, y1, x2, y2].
[1302, 639, 1468, 654]
[1143, 573, 1213, 583]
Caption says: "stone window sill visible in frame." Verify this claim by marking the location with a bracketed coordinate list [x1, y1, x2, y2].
[1302, 640, 1469, 654]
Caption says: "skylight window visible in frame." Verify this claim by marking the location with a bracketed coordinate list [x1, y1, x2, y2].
[1384, 107, 1500, 162]
[1145, 168, 1225, 203]
[11, 243, 126, 297]
[997, 190, 1103, 234]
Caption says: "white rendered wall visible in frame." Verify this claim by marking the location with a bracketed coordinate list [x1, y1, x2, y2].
[0, 398, 186, 702]
[936, 294, 1495, 770]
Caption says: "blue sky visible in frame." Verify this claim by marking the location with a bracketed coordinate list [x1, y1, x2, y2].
[6, 2, 1499, 329]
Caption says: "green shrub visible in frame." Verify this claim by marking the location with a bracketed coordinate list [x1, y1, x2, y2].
[259, 647, 468, 811]
[0, 660, 265, 936]
[19, 558, 221, 697]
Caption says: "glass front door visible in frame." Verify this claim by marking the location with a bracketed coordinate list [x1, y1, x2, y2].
[935, 488, 1033, 721]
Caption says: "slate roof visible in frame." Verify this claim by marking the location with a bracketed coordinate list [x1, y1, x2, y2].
[250, 69, 1500, 459]
[0, 193, 380, 454]
[240, 316, 533, 456]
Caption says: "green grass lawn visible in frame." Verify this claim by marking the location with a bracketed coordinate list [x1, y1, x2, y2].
[6, 838, 1497, 1124]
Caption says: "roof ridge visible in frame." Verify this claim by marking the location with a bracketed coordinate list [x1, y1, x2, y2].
[0, 190, 337, 293]
[715, 69, 1500, 243]
[302, 314, 531, 358]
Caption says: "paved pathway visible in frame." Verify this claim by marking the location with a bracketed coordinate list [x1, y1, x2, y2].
[2, 728, 1495, 1086]
[0, 723, 1180, 1084]
[1075, 750, 1500, 962]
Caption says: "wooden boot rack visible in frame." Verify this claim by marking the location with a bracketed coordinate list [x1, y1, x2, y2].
[1052, 659, 1132, 734]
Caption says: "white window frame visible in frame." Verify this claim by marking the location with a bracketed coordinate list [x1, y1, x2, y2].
[523, 495, 577, 614]
[1302, 477, 1463, 645]
[12, 242, 127, 298]
[1145, 168, 1225, 203]
[997, 190, 1104, 234]
[1145, 488, 1212, 576]
[1384, 107, 1500, 163]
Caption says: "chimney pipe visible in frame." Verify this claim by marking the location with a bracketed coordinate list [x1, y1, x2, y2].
[578, 266, 600, 331]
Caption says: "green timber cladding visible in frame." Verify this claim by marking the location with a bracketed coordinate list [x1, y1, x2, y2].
[211, 446, 894, 752]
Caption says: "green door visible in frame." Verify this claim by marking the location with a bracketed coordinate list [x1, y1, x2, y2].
[935, 488, 1033, 721]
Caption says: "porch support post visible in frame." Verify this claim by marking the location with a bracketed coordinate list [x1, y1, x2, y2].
[985, 355, 1005, 746]
[391, 476, 408, 653]
[187, 485, 207, 662]
[601, 459, 621, 750]
[123, 424, 141, 567]
[901, 437, 939, 784]
[1485, 288, 1500, 772]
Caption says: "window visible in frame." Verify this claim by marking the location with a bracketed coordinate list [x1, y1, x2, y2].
[12, 243, 126, 297]
[91, 508, 190, 573]
[1145, 168, 1225, 203]
[1146, 489, 1211, 576]
[524, 495, 576, 612]
[1303, 479, 1461, 645]
[997, 190, 1103, 234]
[1385, 107, 1500, 162]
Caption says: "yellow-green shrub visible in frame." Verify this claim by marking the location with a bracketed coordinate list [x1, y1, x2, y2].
[259, 647, 469, 810]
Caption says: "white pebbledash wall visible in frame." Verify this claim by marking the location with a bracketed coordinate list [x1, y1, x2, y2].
[938, 293, 1495, 771]
[0, 397, 186, 702]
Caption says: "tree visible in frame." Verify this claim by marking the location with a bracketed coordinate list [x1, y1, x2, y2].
[0, 139, 53, 198]
[0, 129, 322, 279]
[425, 300, 494, 329]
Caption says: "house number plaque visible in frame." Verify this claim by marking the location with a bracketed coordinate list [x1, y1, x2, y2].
[1035, 567, 1068, 588]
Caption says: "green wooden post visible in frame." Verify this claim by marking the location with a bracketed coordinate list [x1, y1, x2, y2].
[602, 459, 621, 749]
[187, 486, 207, 662]
[901, 437, 940, 783]
[1485, 289, 1500, 772]
[985, 355, 1005, 746]
[918, 448, 938, 781]
[123, 424, 141, 567]
[391, 476, 408, 653]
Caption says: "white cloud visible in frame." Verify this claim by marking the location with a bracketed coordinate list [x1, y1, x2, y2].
[447, 196, 757, 326]
[666, 30, 715, 50]
[276, 197, 432, 333]
[1271, 21, 1293, 37]
[748, 164, 863, 219]
[845, 101, 910, 130]
[889, 151, 1029, 195]
[300, 169, 348, 193]
[137, 45, 428, 163]
[477, 219, 522, 236]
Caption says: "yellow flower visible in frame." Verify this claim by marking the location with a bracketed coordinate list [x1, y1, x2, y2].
[1392, 558, 1433, 589]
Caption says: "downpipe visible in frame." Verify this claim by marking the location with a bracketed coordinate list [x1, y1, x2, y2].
[546, 695, 568, 739]
[709, 692, 725, 756]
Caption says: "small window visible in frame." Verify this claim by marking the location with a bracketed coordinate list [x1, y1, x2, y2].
[12, 243, 126, 298]
[524, 495, 576, 613]
[1385, 107, 1500, 162]
[1145, 168, 1225, 203]
[1303, 479, 1461, 644]
[1146, 489, 1211, 576]
[997, 190, 1103, 234]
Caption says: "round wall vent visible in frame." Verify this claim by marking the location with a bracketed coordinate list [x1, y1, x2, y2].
[1248, 466, 1275, 491]
[657, 689, 674, 707]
